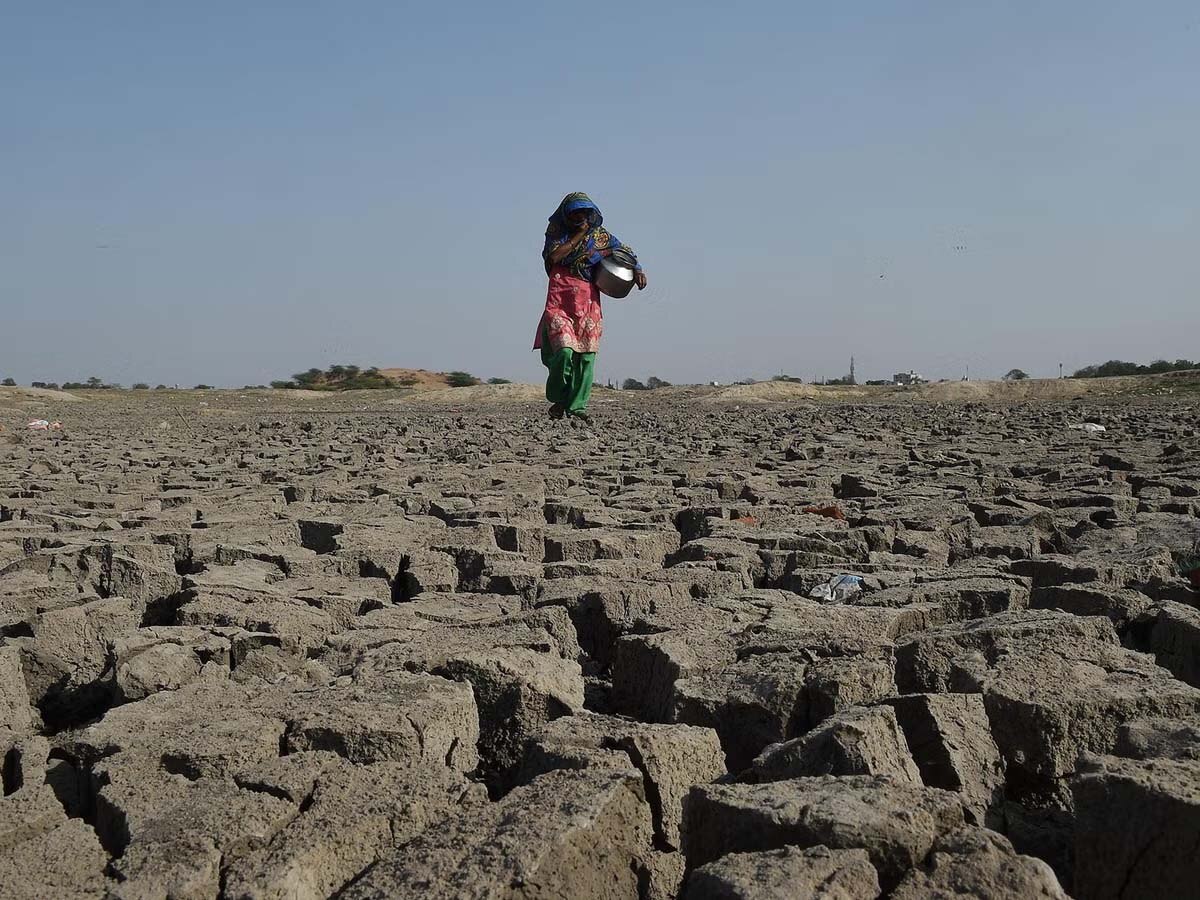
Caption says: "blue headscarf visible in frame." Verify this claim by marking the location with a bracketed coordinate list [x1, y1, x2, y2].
[543, 192, 638, 279]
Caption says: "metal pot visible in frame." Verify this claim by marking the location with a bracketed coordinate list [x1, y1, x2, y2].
[593, 255, 636, 299]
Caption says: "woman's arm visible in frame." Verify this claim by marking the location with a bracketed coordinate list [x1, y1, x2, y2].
[608, 235, 648, 289]
[546, 222, 591, 266]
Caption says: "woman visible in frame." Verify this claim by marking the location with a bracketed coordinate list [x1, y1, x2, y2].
[534, 192, 647, 422]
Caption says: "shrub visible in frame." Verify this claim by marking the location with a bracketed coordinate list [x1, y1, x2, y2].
[646, 376, 672, 390]
[1003, 369, 1030, 381]
[487, 377, 512, 384]
[293, 368, 324, 387]
[1072, 359, 1199, 379]
[446, 371, 480, 387]
[61, 376, 120, 390]
[278, 364, 397, 391]
[622, 378, 647, 391]
[1, 377, 14, 386]
[194, 384, 213, 390]
[132, 383, 150, 390]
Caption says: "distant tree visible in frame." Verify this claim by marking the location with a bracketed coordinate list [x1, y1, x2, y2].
[132, 383, 150, 390]
[293, 368, 324, 387]
[446, 371, 480, 387]
[771, 374, 803, 383]
[31, 381, 46, 388]
[155, 384, 169, 390]
[194, 384, 213, 390]
[1003, 369, 1030, 381]
[396, 376, 420, 386]
[86, 376, 103, 388]
[1066, 359, 1200, 379]
[1102, 360, 1142, 377]
[1, 377, 15, 386]
[646, 376, 672, 390]
[622, 378, 647, 391]
[277, 364, 394, 391]
[487, 377, 512, 384]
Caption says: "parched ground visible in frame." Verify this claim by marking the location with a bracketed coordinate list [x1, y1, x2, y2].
[1, 386, 1198, 899]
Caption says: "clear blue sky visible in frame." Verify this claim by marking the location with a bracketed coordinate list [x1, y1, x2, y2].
[3, 2, 1197, 387]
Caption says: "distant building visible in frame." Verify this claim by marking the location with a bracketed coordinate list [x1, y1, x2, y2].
[893, 371, 925, 386]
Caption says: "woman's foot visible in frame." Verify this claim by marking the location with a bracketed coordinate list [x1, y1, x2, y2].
[568, 410, 592, 425]
[548, 403, 565, 420]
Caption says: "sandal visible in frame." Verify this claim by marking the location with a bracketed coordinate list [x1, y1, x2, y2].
[548, 404, 566, 420]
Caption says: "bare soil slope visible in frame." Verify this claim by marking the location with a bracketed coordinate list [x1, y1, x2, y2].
[377, 368, 455, 390]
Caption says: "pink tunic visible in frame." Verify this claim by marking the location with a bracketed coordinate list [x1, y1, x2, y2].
[533, 266, 603, 354]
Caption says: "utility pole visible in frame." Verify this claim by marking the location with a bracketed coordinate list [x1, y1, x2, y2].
[849, 356, 856, 385]
[1059, 362, 1064, 380]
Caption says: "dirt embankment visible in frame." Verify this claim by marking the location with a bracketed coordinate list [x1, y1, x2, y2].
[701, 372, 1200, 404]
[0, 386, 86, 403]
[392, 383, 545, 404]
[915, 379, 1091, 402]
[701, 382, 871, 403]
[377, 368, 457, 390]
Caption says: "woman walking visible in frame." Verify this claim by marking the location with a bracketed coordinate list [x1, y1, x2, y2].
[534, 192, 647, 422]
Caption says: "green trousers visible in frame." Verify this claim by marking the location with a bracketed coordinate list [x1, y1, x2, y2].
[540, 340, 596, 414]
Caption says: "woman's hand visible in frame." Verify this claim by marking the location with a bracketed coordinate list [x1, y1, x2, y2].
[548, 226, 591, 266]
[635, 271, 648, 290]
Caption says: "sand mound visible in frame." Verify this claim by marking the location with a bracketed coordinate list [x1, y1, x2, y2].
[0, 386, 86, 403]
[701, 382, 821, 403]
[260, 388, 338, 399]
[701, 382, 870, 403]
[377, 368, 454, 390]
[916, 379, 1090, 402]
[391, 383, 544, 404]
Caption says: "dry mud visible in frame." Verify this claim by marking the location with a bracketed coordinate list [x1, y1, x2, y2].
[1, 389, 1198, 899]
